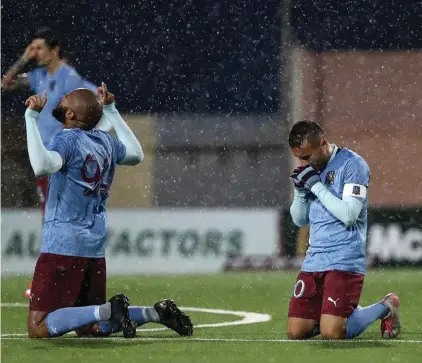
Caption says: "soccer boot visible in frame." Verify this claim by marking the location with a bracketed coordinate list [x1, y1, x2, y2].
[380, 293, 401, 339]
[108, 293, 137, 338]
[154, 299, 193, 336]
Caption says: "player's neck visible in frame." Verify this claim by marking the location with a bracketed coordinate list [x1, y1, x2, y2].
[46, 59, 65, 74]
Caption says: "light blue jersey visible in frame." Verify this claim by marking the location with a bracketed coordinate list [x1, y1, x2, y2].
[41, 129, 126, 258]
[302, 147, 370, 274]
[28, 64, 97, 147]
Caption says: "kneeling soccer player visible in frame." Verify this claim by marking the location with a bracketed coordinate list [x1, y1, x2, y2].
[286, 120, 400, 340]
[24, 83, 193, 338]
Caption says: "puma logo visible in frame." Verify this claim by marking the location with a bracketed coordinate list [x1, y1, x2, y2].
[328, 297, 339, 307]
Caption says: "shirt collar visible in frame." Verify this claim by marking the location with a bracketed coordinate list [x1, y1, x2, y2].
[327, 144, 338, 165]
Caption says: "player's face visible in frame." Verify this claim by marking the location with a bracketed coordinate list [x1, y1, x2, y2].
[52, 96, 70, 125]
[291, 139, 331, 170]
[32, 39, 58, 66]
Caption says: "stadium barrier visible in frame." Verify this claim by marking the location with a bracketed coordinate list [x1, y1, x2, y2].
[2, 207, 421, 275]
[1, 208, 279, 275]
[282, 208, 422, 267]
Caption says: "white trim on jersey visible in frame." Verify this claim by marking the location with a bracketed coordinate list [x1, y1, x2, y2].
[343, 183, 367, 199]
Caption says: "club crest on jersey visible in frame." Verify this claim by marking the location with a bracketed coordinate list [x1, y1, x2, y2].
[325, 171, 336, 185]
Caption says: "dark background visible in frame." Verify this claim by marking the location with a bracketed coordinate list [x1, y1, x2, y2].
[2, 0, 421, 115]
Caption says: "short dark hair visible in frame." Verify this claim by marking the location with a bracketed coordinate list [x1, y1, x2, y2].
[32, 27, 64, 58]
[288, 120, 325, 148]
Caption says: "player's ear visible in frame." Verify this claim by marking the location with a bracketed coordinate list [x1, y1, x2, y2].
[66, 109, 76, 120]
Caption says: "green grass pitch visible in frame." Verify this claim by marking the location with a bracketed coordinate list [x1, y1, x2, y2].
[2, 269, 422, 363]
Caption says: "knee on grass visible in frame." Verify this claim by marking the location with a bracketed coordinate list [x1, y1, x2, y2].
[28, 322, 49, 338]
[287, 318, 318, 340]
[28, 312, 49, 338]
[320, 324, 346, 340]
[287, 325, 313, 340]
[319, 315, 347, 340]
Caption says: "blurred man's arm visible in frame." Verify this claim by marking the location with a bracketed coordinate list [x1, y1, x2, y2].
[2, 44, 36, 90]
[2, 73, 30, 90]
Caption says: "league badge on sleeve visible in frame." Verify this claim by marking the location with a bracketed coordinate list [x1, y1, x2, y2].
[325, 171, 336, 185]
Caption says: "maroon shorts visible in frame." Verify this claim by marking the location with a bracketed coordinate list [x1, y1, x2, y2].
[36, 176, 49, 214]
[288, 270, 364, 320]
[29, 253, 106, 313]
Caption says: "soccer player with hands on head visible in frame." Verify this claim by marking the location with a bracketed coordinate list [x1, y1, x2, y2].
[24, 83, 193, 339]
[287, 120, 400, 340]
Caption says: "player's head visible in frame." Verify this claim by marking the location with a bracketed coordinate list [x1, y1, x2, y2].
[31, 27, 64, 66]
[288, 120, 331, 170]
[52, 89, 103, 130]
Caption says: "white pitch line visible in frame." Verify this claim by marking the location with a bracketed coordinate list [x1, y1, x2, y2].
[1, 337, 421, 343]
[2, 303, 419, 344]
[0, 303, 271, 335]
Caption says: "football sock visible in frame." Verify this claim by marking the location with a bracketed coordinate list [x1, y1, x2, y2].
[46, 304, 107, 337]
[345, 303, 389, 339]
[98, 306, 160, 334]
[129, 306, 160, 324]
[98, 302, 111, 320]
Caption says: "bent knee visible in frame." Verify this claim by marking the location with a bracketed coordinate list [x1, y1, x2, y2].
[320, 315, 346, 340]
[320, 326, 345, 340]
[28, 325, 49, 338]
[28, 314, 50, 338]
[287, 320, 316, 340]
[287, 329, 306, 340]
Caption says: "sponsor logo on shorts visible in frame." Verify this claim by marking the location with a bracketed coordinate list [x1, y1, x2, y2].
[327, 297, 339, 307]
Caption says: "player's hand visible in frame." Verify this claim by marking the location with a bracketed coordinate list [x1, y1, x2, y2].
[290, 165, 308, 192]
[97, 82, 115, 105]
[25, 92, 47, 112]
[1, 73, 14, 89]
[291, 165, 321, 191]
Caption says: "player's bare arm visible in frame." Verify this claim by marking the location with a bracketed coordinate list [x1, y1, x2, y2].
[1, 43, 35, 90]
[24, 92, 63, 176]
[98, 82, 144, 165]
